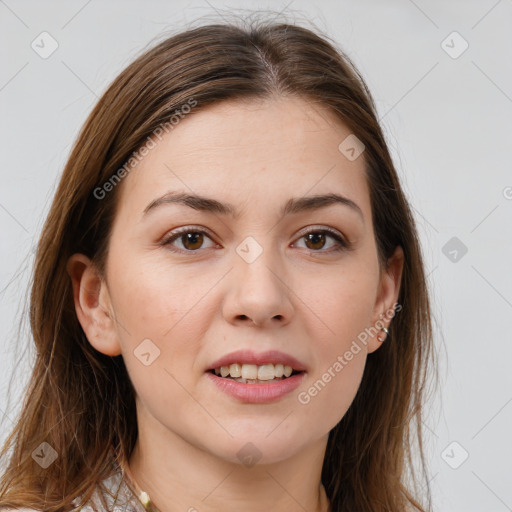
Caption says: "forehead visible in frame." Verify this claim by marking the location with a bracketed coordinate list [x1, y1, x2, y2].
[114, 96, 370, 224]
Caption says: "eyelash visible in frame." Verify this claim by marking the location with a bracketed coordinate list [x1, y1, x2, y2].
[160, 226, 350, 255]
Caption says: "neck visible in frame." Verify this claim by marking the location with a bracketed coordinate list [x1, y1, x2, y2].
[125, 417, 331, 512]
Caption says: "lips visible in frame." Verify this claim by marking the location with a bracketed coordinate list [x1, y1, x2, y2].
[206, 349, 307, 373]
[206, 370, 306, 403]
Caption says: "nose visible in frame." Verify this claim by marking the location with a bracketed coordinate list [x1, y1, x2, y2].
[222, 244, 294, 328]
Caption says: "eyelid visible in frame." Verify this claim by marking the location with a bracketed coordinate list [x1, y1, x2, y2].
[160, 225, 219, 247]
[295, 224, 344, 240]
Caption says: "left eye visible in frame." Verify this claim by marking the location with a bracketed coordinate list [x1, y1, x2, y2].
[162, 227, 348, 253]
[293, 229, 348, 252]
[162, 229, 217, 252]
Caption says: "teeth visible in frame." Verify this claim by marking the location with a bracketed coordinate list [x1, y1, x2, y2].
[258, 364, 275, 380]
[234, 377, 284, 384]
[213, 363, 296, 380]
[229, 363, 242, 377]
[241, 364, 258, 380]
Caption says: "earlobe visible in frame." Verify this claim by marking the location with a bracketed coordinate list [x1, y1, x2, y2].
[66, 253, 122, 357]
[367, 245, 404, 353]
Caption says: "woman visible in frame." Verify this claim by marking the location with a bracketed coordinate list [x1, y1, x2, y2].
[0, 15, 436, 512]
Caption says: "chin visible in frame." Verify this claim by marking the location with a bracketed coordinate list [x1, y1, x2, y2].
[209, 432, 309, 467]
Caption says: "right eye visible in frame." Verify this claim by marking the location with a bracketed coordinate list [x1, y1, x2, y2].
[161, 227, 218, 253]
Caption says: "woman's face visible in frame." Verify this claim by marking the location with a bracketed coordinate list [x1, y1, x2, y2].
[72, 96, 403, 465]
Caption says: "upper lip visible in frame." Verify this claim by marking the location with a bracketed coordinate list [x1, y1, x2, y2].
[207, 349, 307, 372]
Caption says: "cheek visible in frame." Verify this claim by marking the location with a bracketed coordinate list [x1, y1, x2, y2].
[297, 281, 371, 428]
[297, 350, 366, 433]
[305, 262, 378, 347]
[113, 274, 209, 430]
[108, 252, 215, 340]
[106, 256, 216, 399]
[293, 265, 376, 427]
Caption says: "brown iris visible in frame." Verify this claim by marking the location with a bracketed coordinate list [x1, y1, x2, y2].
[304, 232, 327, 251]
[181, 232, 204, 250]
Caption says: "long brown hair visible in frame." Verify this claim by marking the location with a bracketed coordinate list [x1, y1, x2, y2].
[0, 13, 437, 512]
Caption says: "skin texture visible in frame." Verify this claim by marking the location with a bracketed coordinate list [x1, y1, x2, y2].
[67, 96, 404, 512]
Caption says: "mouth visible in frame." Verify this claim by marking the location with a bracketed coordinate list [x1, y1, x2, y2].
[208, 363, 304, 384]
[205, 360, 307, 403]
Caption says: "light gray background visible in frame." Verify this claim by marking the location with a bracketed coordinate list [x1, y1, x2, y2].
[1, 1, 511, 511]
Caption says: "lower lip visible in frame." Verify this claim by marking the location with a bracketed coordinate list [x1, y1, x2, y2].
[205, 371, 306, 403]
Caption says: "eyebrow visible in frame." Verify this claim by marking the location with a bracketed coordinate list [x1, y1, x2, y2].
[142, 191, 364, 222]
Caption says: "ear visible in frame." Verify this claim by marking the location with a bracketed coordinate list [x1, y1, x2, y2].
[66, 253, 122, 356]
[367, 245, 404, 354]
